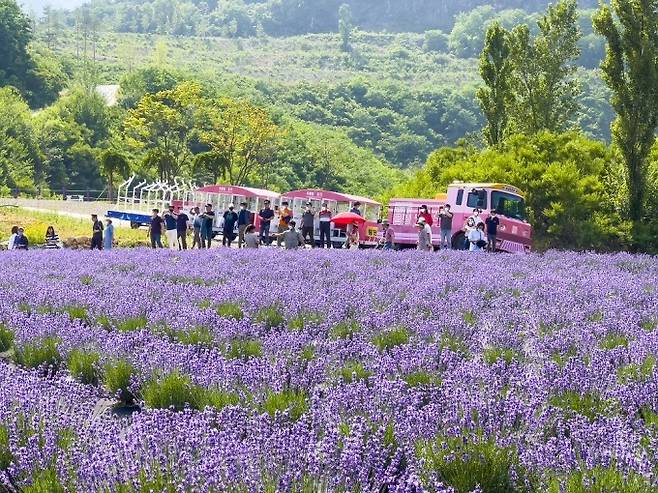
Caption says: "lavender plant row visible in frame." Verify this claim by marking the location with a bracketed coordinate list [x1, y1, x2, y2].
[0, 248, 656, 492]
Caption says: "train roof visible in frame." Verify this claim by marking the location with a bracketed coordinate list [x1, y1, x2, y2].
[389, 197, 447, 206]
[448, 182, 524, 196]
[283, 189, 381, 206]
[196, 185, 281, 199]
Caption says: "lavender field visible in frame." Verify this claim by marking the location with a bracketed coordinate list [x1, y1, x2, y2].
[0, 248, 657, 492]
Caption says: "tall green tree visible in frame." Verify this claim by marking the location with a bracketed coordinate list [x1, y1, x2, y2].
[593, 0, 658, 221]
[477, 21, 514, 146]
[99, 149, 130, 200]
[338, 3, 353, 53]
[509, 0, 581, 134]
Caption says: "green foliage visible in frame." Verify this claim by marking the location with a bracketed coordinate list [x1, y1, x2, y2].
[67, 349, 101, 385]
[103, 359, 135, 404]
[598, 333, 628, 351]
[372, 326, 410, 352]
[617, 356, 656, 384]
[402, 370, 441, 388]
[261, 389, 309, 421]
[20, 468, 65, 493]
[483, 347, 520, 365]
[253, 304, 285, 330]
[215, 302, 244, 320]
[329, 320, 361, 340]
[288, 311, 324, 332]
[545, 467, 655, 493]
[416, 433, 520, 493]
[175, 326, 215, 348]
[200, 388, 240, 410]
[142, 371, 196, 410]
[63, 304, 89, 322]
[339, 361, 372, 384]
[549, 390, 609, 422]
[13, 337, 62, 371]
[0, 425, 13, 470]
[116, 315, 148, 332]
[593, 0, 658, 221]
[225, 338, 263, 360]
[0, 324, 14, 352]
[338, 4, 353, 53]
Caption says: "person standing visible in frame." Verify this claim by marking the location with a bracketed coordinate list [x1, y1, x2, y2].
[318, 203, 332, 249]
[192, 207, 203, 249]
[468, 222, 487, 252]
[163, 206, 178, 251]
[345, 222, 360, 250]
[14, 228, 28, 250]
[438, 204, 454, 250]
[45, 226, 60, 249]
[300, 203, 315, 248]
[381, 220, 395, 250]
[416, 217, 432, 252]
[418, 205, 433, 227]
[91, 214, 104, 250]
[350, 202, 362, 216]
[258, 200, 275, 246]
[279, 220, 305, 250]
[7, 226, 19, 250]
[485, 209, 500, 252]
[149, 209, 164, 249]
[176, 208, 189, 250]
[201, 204, 215, 249]
[237, 202, 252, 248]
[243, 224, 259, 249]
[276, 201, 293, 247]
[469, 208, 484, 227]
[222, 205, 238, 248]
[104, 219, 114, 250]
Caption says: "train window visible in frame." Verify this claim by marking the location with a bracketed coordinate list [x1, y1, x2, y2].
[456, 189, 464, 205]
[467, 190, 487, 209]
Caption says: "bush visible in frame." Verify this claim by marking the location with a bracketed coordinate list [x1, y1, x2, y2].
[215, 302, 244, 320]
[423, 30, 449, 52]
[0, 324, 14, 352]
[402, 370, 441, 388]
[372, 326, 410, 352]
[224, 338, 263, 360]
[175, 326, 215, 348]
[142, 371, 197, 410]
[329, 320, 361, 340]
[339, 361, 372, 384]
[261, 389, 309, 421]
[63, 304, 89, 323]
[483, 347, 520, 366]
[416, 433, 520, 493]
[13, 337, 62, 371]
[546, 467, 655, 493]
[253, 304, 285, 329]
[68, 349, 101, 385]
[116, 315, 148, 332]
[199, 388, 241, 410]
[288, 311, 324, 332]
[549, 391, 610, 422]
[103, 359, 135, 404]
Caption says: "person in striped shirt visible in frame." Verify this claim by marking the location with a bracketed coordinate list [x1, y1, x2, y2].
[45, 226, 60, 249]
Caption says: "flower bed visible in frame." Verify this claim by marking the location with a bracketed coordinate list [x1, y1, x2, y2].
[0, 248, 656, 492]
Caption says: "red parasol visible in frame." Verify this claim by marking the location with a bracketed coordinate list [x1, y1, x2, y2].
[331, 212, 367, 226]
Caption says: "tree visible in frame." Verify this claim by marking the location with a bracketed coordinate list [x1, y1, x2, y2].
[509, 0, 582, 134]
[199, 97, 278, 185]
[192, 151, 229, 184]
[99, 150, 130, 200]
[338, 3, 353, 53]
[477, 22, 514, 146]
[593, 0, 658, 221]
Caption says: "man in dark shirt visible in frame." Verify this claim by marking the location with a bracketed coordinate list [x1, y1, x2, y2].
[485, 209, 500, 252]
[318, 203, 332, 249]
[300, 202, 315, 248]
[222, 205, 238, 247]
[350, 201, 362, 216]
[176, 208, 189, 250]
[163, 206, 178, 251]
[258, 200, 275, 246]
[14, 228, 28, 250]
[201, 204, 215, 248]
[237, 202, 252, 248]
[91, 214, 104, 250]
[149, 209, 164, 249]
[438, 204, 454, 250]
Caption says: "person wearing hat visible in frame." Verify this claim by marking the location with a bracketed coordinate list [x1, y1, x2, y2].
[318, 202, 332, 248]
[416, 217, 432, 252]
[14, 227, 28, 250]
[300, 202, 315, 248]
[163, 205, 179, 251]
[258, 200, 275, 246]
[91, 214, 104, 250]
[222, 205, 238, 247]
[276, 201, 293, 248]
[237, 202, 252, 248]
[380, 220, 395, 250]
[200, 203, 215, 248]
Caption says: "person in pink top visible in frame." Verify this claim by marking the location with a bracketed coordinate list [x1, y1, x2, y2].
[418, 205, 433, 227]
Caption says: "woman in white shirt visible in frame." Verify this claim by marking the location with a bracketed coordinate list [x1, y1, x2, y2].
[468, 222, 487, 251]
[7, 226, 18, 250]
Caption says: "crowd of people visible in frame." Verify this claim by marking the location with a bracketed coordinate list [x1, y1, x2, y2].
[5, 201, 502, 253]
